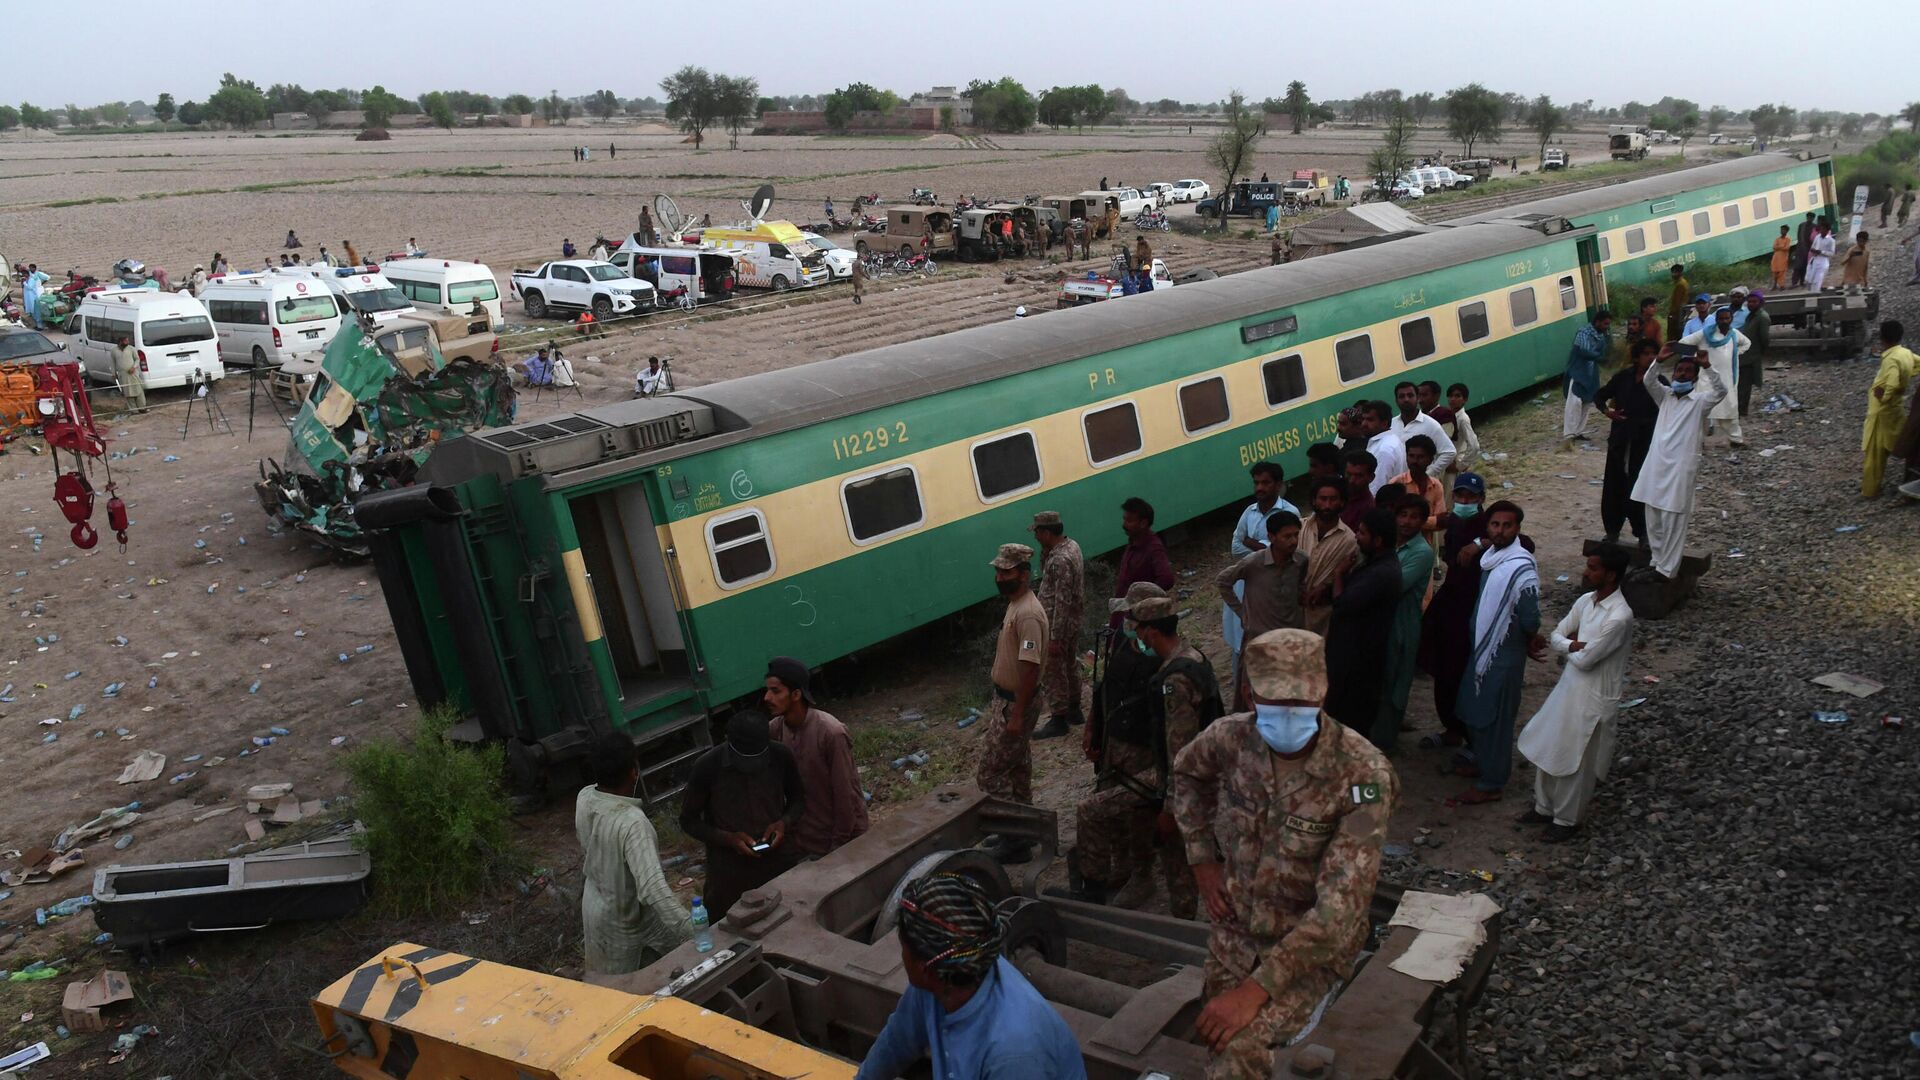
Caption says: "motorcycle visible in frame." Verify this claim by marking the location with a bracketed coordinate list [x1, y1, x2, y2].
[908, 188, 936, 206]
[1134, 209, 1171, 232]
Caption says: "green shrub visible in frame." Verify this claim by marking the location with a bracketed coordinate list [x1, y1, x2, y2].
[345, 706, 523, 915]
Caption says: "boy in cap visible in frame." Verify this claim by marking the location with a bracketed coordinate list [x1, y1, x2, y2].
[977, 543, 1048, 861]
[766, 656, 868, 859]
[855, 872, 1086, 1080]
[679, 711, 807, 919]
[1171, 628, 1396, 1080]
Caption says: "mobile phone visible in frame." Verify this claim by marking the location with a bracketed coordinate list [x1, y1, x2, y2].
[751, 841, 772, 853]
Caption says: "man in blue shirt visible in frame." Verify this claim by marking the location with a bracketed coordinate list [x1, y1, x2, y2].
[1562, 308, 1610, 447]
[856, 873, 1086, 1080]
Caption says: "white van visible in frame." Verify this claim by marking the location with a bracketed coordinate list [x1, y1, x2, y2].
[72, 289, 224, 389]
[274, 265, 415, 324]
[199, 272, 343, 368]
[605, 239, 738, 307]
[377, 258, 504, 329]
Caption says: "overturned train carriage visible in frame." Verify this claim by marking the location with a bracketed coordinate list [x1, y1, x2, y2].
[357, 155, 1835, 798]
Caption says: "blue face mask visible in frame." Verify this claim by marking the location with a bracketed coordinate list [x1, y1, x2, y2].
[1253, 703, 1320, 754]
[1451, 501, 1480, 519]
[1670, 379, 1695, 395]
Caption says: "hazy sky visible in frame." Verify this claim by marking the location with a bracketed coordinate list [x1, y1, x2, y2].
[1, 1, 1899, 115]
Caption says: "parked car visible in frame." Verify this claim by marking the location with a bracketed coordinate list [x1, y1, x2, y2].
[0, 325, 66, 363]
[510, 260, 656, 319]
[1168, 179, 1211, 203]
[1079, 188, 1153, 221]
[1146, 182, 1176, 207]
[1542, 148, 1569, 170]
[1196, 182, 1281, 217]
[801, 232, 856, 279]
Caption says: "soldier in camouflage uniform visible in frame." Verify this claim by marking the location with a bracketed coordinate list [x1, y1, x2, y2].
[1071, 582, 1163, 899]
[1029, 511, 1086, 741]
[976, 543, 1049, 862]
[1171, 628, 1398, 1080]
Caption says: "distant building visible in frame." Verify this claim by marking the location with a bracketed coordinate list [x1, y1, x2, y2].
[908, 86, 972, 127]
[760, 107, 943, 134]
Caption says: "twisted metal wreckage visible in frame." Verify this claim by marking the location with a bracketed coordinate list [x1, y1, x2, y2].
[255, 316, 516, 557]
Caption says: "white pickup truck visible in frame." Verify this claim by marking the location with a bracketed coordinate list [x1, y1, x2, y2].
[509, 260, 656, 320]
[1078, 188, 1154, 222]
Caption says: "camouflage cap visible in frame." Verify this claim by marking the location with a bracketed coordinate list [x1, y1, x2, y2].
[1127, 596, 1178, 623]
[989, 542, 1034, 570]
[1108, 581, 1169, 614]
[1027, 510, 1063, 532]
[1244, 628, 1328, 703]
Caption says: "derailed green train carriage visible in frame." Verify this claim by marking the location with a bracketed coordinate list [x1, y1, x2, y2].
[359, 155, 1833, 798]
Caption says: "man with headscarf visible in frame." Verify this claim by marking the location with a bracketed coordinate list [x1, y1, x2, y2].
[855, 872, 1085, 1080]
[1448, 500, 1543, 808]
[1171, 628, 1396, 1080]
[1678, 303, 1750, 446]
[1632, 349, 1726, 578]
[1562, 310, 1611, 446]
[765, 656, 868, 859]
[679, 711, 807, 919]
[574, 733, 690, 975]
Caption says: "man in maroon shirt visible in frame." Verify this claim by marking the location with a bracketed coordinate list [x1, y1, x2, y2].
[765, 656, 869, 859]
[1109, 496, 1175, 628]
[1340, 450, 1377, 529]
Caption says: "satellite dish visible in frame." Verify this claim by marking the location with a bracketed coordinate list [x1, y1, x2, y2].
[746, 184, 775, 224]
[653, 193, 685, 238]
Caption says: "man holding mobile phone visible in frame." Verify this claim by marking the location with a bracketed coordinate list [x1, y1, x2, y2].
[680, 712, 808, 920]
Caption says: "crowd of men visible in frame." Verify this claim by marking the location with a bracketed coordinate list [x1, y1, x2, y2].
[561, 275, 1920, 1077]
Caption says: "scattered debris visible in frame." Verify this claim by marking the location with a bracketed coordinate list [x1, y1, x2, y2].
[1810, 672, 1883, 698]
[61, 969, 133, 1032]
[117, 750, 166, 785]
[1812, 710, 1850, 724]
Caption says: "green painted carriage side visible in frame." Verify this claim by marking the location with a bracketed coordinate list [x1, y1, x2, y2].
[593, 232, 1591, 719]
[1572, 160, 1830, 285]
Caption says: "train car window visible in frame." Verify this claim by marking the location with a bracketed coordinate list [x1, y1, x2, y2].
[1597, 236, 1611, 262]
[1780, 189, 1796, 212]
[1625, 227, 1647, 254]
[1399, 317, 1436, 363]
[1509, 287, 1538, 328]
[1262, 354, 1308, 406]
[841, 466, 924, 544]
[1805, 184, 1818, 206]
[1177, 376, 1232, 435]
[1082, 401, 1143, 465]
[1457, 302, 1490, 343]
[707, 510, 775, 589]
[971, 431, 1043, 502]
[1691, 211, 1711, 236]
[1658, 220, 1680, 245]
[1722, 204, 1741, 229]
[1334, 335, 1374, 383]
[1751, 195, 1769, 219]
[1557, 276, 1578, 312]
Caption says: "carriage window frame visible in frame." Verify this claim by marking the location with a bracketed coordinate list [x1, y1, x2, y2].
[1691, 210, 1712, 236]
[1780, 189, 1796, 212]
[969, 429, 1044, 504]
[1557, 275, 1578, 312]
[705, 508, 776, 590]
[1399, 316, 1436, 364]
[839, 463, 926, 546]
[1722, 203, 1741, 229]
[1751, 195, 1769, 219]
[1658, 219, 1680, 245]
[1597, 235, 1611, 263]
[1625, 227, 1647, 254]
[1082, 400, 1144, 467]
[1334, 334, 1375, 384]
[1509, 286, 1539, 328]
[1457, 301, 1491, 344]
[1176, 375, 1233, 435]
[1261, 353, 1309, 408]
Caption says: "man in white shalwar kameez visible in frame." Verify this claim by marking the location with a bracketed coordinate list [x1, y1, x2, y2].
[1630, 351, 1727, 579]
[1679, 306, 1750, 446]
[1516, 547, 1635, 841]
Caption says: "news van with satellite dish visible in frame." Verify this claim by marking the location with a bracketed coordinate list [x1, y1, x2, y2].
[684, 185, 830, 290]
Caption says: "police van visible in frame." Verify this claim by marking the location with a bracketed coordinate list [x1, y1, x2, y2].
[199, 272, 344, 368]
[70, 288, 225, 390]
[377, 258, 505, 329]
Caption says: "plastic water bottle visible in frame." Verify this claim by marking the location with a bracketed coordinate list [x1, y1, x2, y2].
[690, 897, 713, 953]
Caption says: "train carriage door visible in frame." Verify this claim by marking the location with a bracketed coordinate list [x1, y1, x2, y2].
[570, 483, 693, 704]
[1575, 236, 1608, 315]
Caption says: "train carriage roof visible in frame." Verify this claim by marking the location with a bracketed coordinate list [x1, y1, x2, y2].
[662, 219, 1574, 442]
[1451, 153, 1818, 227]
